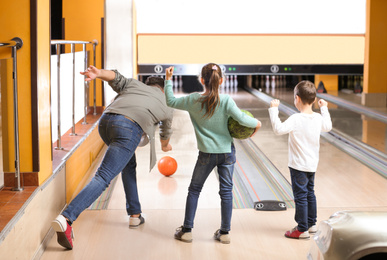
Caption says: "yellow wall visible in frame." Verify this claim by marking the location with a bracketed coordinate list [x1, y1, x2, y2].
[65, 127, 104, 202]
[363, 0, 387, 94]
[0, 0, 53, 184]
[132, 1, 138, 78]
[0, 59, 13, 171]
[1, 0, 103, 188]
[0, 0, 33, 173]
[138, 34, 365, 65]
[315, 75, 339, 92]
[63, 0, 105, 107]
[37, 0, 53, 184]
[61, 0, 106, 200]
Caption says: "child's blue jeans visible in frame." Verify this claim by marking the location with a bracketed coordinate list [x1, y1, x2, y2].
[289, 167, 317, 232]
[184, 144, 236, 232]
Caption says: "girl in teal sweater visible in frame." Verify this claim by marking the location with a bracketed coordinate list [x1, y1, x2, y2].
[165, 63, 261, 244]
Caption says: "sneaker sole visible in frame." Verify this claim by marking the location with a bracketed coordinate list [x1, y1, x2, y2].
[284, 234, 310, 240]
[174, 233, 193, 243]
[175, 237, 192, 243]
[129, 222, 144, 229]
[56, 232, 73, 249]
[214, 236, 231, 244]
[214, 231, 230, 244]
[129, 224, 142, 229]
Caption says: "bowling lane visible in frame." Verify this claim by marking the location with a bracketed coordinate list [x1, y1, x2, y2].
[229, 89, 387, 208]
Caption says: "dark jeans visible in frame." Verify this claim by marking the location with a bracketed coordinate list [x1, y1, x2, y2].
[63, 113, 143, 222]
[184, 144, 236, 232]
[289, 167, 317, 232]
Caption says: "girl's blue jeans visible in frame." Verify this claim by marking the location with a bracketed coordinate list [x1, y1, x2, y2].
[183, 144, 236, 232]
[289, 167, 317, 232]
[62, 113, 143, 223]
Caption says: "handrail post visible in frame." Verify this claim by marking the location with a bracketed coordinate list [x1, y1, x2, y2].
[82, 43, 88, 124]
[93, 40, 97, 115]
[54, 44, 64, 150]
[11, 38, 23, 191]
[70, 43, 77, 136]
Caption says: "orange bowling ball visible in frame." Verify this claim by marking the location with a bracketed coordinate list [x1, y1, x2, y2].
[157, 156, 178, 176]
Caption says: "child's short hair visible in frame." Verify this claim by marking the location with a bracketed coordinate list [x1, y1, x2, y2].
[294, 80, 316, 105]
[145, 76, 164, 89]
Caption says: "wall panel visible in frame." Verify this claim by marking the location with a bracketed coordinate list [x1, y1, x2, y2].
[138, 34, 365, 65]
[65, 127, 104, 202]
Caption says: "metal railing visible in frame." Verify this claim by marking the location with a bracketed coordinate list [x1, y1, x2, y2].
[0, 37, 24, 191]
[50, 40, 98, 150]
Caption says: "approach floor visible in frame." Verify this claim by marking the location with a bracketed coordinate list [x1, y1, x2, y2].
[41, 89, 387, 260]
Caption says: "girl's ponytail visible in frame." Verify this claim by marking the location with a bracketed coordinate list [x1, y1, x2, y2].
[200, 63, 222, 118]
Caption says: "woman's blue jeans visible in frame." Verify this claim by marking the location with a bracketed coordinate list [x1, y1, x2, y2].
[289, 167, 317, 232]
[183, 144, 236, 232]
[62, 113, 143, 223]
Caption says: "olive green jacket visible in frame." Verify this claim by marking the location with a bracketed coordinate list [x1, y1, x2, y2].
[105, 70, 173, 170]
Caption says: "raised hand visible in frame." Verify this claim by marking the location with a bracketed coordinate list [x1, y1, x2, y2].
[165, 66, 174, 81]
[250, 120, 262, 137]
[80, 65, 100, 81]
[318, 99, 328, 107]
[270, 99, 280, 108]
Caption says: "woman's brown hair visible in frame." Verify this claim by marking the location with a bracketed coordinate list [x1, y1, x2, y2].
[199, 63, 222, 118]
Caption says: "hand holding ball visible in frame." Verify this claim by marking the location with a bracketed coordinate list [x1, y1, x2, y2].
[228, 110, 255, 139]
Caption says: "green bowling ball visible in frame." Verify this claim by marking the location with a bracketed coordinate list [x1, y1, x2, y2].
[228, 110, 255, 139]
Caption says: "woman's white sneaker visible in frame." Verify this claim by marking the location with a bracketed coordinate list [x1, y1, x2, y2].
[129, 215, 145, 228]
[308, 225, 318, 234]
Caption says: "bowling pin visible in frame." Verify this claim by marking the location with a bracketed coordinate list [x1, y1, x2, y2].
[259, 75, 265, 88]
[360, 75, 363, 88]
[280, 75, 284, 88]
[233, 75, 238, 93]
[174, 76, 178, 89]
[179, 75, 183, 89]
[265, 75, 270, 88]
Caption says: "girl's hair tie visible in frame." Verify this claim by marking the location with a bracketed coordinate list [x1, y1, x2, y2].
[212, 65, 217, 71]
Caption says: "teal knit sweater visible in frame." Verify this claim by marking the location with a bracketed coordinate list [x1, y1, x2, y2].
[164, 80, 258, 153]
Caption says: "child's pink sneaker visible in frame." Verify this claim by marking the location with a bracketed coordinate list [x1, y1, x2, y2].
[52, 215, 74, 249]
[284, 226, 310, 239]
